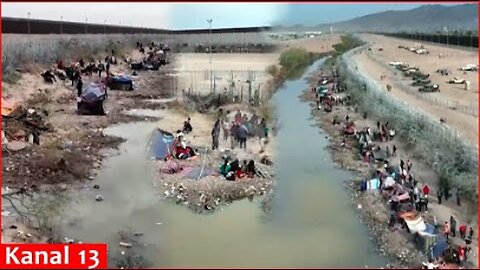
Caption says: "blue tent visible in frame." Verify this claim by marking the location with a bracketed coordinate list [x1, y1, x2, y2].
[112, 75, 132, 84]
[431, 237, 449, 259]
[109, 75, 134, 91]
[81, 83, 106, 103]
[147, 129, 176, 160]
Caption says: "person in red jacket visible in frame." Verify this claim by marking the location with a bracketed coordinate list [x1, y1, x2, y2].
[422, 184, 430, 198]
[459, 224, 467, 240]
[458, 245, 465, 266]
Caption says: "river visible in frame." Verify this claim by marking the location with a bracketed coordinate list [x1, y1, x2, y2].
[58, 58, 386, 267]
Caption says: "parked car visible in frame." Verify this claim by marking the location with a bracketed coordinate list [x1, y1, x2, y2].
[448, 77, 466, 84]
[460, 64, 478, 71]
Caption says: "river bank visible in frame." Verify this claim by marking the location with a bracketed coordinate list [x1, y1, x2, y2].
[300, 61, 477, 268]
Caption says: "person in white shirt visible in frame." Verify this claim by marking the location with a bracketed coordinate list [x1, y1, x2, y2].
[176, 130, 187, 149]
[422, 259, 439, 269]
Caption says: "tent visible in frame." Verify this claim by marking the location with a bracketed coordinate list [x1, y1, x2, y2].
[361, 178, 380, 191]
[109, 75, 134, 91]
[147, 128, 176, 160]
[399, 211, 427, 234]
[431, 237, 449, 259]
[383, 176, 396, 188]
[78, 83, 106, 115]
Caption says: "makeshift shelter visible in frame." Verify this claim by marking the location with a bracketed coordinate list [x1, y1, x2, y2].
[78, 83, 106, 115]
[399, 211, 427, 234]
[416, 224, 438, 253]
[147, 128, 176, 160]
[108, 75, 134, 91]
[360, 178, 380, 191]
[431, 237, 449, 260]
[383, 176, 396, 189]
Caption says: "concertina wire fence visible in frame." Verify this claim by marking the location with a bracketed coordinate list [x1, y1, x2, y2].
[338, 45, 477, 198]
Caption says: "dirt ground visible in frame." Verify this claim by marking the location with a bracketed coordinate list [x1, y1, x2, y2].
[1, 42, 282, 243]
[173, 34, 341, 96]
[276, 34, 341, 54]
[301, 67, 478, 268]
[353, 34, 478, 146]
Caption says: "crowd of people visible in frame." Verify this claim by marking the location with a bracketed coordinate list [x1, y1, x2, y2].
[211, 109, 269, 153]
[312, 68, 475, 269]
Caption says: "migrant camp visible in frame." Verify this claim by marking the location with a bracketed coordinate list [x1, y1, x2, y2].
[147, 128, 176, 160]
[108, 75, 134, 91]
[78, 83, 107, 115]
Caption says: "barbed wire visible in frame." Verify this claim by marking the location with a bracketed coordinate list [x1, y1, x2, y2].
[338, 45, 477, 196]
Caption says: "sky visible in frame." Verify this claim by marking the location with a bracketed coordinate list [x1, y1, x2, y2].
[1, 3, 460, 29]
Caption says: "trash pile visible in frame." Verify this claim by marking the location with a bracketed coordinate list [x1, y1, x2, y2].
[2, 105, 52, 151]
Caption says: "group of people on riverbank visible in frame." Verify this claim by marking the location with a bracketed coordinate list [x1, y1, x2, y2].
[209, 108, 270, 181]
[311, 68, 476, 269]
[211, 109, 269, 152]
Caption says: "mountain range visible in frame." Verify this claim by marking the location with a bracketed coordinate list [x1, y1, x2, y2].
[275, 4, 477, 33]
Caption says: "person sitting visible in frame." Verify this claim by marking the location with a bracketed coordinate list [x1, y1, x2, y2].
[41, 70, 56, 83]
[183, 118, 193, 134]
[176, 146, 196, 160]
[229, 159, 241, 173]
[246, 160, 256, 178]
[219, 159, 231, 177]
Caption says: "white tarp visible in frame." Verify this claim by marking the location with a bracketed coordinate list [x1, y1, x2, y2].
[405, 215, 427, 234]
[383, 176, 396, 188]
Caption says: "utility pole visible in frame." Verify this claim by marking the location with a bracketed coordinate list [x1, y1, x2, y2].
[60, 16, 63, 34]
[443, 27, 449, 47]
[207, 19, 213, 92]
[27, 12, 31, 35]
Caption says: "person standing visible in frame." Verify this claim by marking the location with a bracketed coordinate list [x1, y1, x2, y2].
[436, 188, 443, 205]
[211, 119, 221, 150]
[234, 110, 242, 123]
[443, 221, 450, 239]
[458, 245, 465, 266]
[230, 122, 238, 149]
[222, 120, 230, 141]
[238, 123, 248, 149]
[450, 216, 457, 237]
[456, 188, 461, 206]
[422, 184, 430, 198]
[466, 227, 474, 245]
[459, 224, 467, 240]
[392, 144, 397, 156]
[388, 214, 396, 230]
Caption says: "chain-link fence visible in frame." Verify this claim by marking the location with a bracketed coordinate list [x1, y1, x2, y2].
[338, 45, 477, 196]
[177, 69, 271, 105]
[364, 49, 478, 117]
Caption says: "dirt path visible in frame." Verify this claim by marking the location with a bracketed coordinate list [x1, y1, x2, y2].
[300, 66, 478, 268]
[353, 34, 478, 147]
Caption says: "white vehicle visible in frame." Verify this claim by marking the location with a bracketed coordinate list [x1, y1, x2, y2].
[460, 64, 478, 71]
[389, 61, 403, 66]
[409, 47, 417, 52]
[448, 77, 466, 84]
[415, 49, 427, 54]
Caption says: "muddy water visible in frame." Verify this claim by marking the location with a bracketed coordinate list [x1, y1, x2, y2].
[59, 59, 385, 267]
